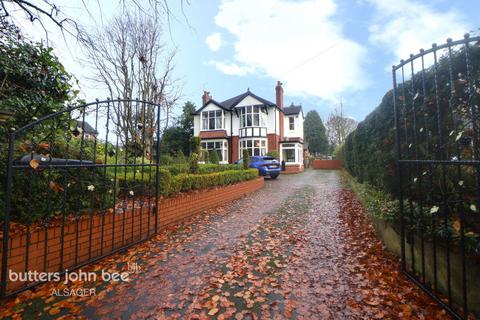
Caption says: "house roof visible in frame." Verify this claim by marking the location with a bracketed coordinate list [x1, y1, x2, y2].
[75, 120, 98, 135]
[194, 90, 277, 114]
[220, 90, 276, 110]
[284, 104, 303, 116]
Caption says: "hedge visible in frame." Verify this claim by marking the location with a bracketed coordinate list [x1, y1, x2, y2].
[339, 44, 480, 196]
[173, 169, 258, 194]
[338, 42, 480, 252]
[160, 163, 242, 176]
[118, 168, 259, 197]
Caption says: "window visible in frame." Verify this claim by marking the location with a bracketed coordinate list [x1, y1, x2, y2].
[240, 106, 265, 128]
[240, 139, 267, 157]
[289, 117, 295, 131]
[201, 110, 224, 130]
[281, 143, 302, 163]
[201, 140, 228, 163]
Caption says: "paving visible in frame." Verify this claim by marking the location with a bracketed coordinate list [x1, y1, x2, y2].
[0, 170, 450, 319]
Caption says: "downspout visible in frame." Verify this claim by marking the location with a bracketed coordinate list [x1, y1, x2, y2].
[274, 108, 277, 151]
[230, 111, 233, 163]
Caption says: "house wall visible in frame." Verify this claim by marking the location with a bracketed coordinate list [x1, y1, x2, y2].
[193, 103, 231, 136]
[284, 113, 304, 139]
[193, 93, 304, 164]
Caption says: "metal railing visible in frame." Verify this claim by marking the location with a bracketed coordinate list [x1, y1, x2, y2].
[393, 34, 480, 319]
[1, 99, 162, 297]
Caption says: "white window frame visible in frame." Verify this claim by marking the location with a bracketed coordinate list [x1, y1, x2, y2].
[201, 110, 224, 131]
[201, 140, 228, 163]
[239, 138, 267, 157]
[288, 116, 295, 131]
[240, 106, 266, 128]
[281, 143, 303, 164]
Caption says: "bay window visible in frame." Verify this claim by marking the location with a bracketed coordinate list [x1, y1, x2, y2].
[281, 143, 303, 164]
[201, 140, 228, 163]
[201, 110, 224, 130]
[240, 106, 265, 128]
[240, 138, 267, 157]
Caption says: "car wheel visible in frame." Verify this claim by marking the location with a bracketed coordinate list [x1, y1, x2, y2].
[270, 173, 279, 179]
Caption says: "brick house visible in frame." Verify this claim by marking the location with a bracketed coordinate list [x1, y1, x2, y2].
[193, 81, 304, 172]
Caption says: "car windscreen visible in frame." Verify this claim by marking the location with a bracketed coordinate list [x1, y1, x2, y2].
[262, 157, 275, 161]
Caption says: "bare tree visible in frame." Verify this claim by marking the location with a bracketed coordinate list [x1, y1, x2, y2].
[0, 0, 189, 39]
[325, 101, 357, 147]
[84, 12, 181, 156]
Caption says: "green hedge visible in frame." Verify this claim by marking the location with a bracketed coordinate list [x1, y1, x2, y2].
[338, 43, 480, 251]
[173, 169, 258, 194]
[339, 44, 480, 196]
[118, 168, 258, 197]
[160, 163, 242, 176]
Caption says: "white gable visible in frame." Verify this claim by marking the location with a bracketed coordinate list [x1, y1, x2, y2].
[201, 102, 224, 112]
[234, 95, 264, 108]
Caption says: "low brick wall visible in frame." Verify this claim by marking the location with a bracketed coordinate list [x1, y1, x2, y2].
[312, 159, 341, 170]
[1, 177, 264, 293]
[282, 164, 304, 174]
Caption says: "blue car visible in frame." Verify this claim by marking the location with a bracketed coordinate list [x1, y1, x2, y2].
[236, 156, 281, 179]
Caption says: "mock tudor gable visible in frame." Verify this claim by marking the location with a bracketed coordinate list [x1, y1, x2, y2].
[193, 82, 304, 172]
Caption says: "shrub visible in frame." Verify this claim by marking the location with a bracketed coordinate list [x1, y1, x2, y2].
[176, 150, 187, 164]
[209, 150, 220, 164]
[172, 169, 258, 194]
[156, 168, 173, 196]
[242, 149, 250, 170]
[6, 167, 114, 223]
[266, 150, 279, 159]
[189, 152, 199, 174]
[198, 164, 241, 174]
[190, 136, 201, 155]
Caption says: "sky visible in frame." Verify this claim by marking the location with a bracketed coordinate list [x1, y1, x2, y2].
[11, 0, 480, 123]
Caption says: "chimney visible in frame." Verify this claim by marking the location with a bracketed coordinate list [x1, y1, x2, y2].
[202, 91, 212, 105]
[275, 81, 284, 109]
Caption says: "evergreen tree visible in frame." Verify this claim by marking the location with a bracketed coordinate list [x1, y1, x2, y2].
[160, 101, 196, 156]
[304, 110, 329, 155]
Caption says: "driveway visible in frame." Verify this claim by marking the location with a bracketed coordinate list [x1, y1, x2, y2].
[0, 170, 450, 319]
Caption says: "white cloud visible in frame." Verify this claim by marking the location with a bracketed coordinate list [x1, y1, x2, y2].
[210, 0, 368, 101]
[206, 32, 223, 51]
[368, 0, 471, 64]
[207, 60, 254, 76]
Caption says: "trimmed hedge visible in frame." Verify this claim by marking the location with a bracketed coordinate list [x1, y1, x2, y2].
[161, 163, 242, 176]
[118, 168, 258, 197]
[173, 169, 258, 194]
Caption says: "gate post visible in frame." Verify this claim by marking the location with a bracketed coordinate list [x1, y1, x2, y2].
[154, 105, 161, 234]
[1, 133, 15, 298]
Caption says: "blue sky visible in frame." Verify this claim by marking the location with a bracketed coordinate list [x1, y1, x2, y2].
[16, 0, 480, 123]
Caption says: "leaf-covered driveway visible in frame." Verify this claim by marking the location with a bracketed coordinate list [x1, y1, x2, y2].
[1, 170, 451, 319]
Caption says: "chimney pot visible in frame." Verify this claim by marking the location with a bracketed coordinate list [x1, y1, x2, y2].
[202, 91, 212, 105]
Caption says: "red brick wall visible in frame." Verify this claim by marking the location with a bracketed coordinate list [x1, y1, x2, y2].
[231, 136, 239, 162]
[1, 178, 264, 292]
[312, 160, 341, 170]
[284, 164, 304, 173]
[267, 134, 279, 153]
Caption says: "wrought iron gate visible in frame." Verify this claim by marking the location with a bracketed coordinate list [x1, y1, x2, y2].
[1, 99, 162, 297]
[393, 34, 480, 319]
